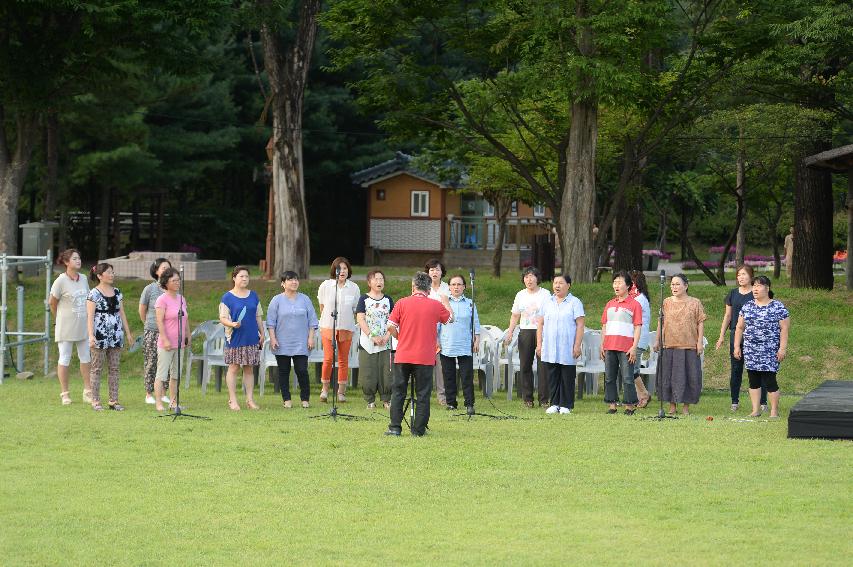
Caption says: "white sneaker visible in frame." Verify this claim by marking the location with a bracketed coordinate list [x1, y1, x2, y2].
[145, 395, 156, 405]
[545, 405, 560, 414]
[161, 396, 171, 404]
[559, 407, 572, 414]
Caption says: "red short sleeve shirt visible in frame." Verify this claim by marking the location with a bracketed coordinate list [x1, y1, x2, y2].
[601, 296, 642, 352]
[388, 293, 451, 365]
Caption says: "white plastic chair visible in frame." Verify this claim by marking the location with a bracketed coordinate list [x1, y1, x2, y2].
[639, 331, 658, 395]
[201, 325, 227, 394]
[258, 329, 277, 396]
[183, 320, 220, 388]
[575, 329, 603, 396]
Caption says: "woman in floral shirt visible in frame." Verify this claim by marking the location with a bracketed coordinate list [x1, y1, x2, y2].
[734, 276, 790, 418]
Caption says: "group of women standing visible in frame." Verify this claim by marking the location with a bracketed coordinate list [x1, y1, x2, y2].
[49, 249, 791, 418]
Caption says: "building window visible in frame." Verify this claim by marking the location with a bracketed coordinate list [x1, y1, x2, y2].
[511, 201, 518, 217]
[533, 203, 545, 217]
[377, 189, 386, 201]
[411, 191, 429, 217]
[484, 200, 495, 217]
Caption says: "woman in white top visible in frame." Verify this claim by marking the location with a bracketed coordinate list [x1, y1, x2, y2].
[49, 249, 92, 405]
[504, 266, 552, 408]
[317, 256, 360, 402]
[425, 258, 450, 405]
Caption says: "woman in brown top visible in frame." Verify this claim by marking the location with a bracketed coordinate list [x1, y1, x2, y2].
[652, 274, 707, 415]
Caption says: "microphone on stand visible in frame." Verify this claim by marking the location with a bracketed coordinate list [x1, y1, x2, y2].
[659, 269, 666, 285]
[469, 267, 475, 284]
[335, 266, 341, 278]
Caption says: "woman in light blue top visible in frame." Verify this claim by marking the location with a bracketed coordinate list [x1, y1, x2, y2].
[437, 274, 481, 412]
[536, 274, 585, 414]
[267, 271, 318, 408]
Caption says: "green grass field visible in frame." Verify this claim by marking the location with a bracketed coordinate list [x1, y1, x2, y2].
[1, 268, 851, 565]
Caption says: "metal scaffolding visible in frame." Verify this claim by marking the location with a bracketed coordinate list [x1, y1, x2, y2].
[0, 252, 52, 384]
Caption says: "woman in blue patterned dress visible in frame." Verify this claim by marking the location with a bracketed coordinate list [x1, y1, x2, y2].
[733, 276, 790, 418]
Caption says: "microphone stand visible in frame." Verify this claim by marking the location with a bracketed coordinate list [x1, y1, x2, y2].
[312, 269, 363, 421]
[455, 268, 513, 420]
[646, 269, 676, 421]
[161, 265, 209, 420]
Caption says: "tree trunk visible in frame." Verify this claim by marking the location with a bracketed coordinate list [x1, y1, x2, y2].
[110, 189, 122, 256]
[0, 107, 40, 256]
[491, 197, 511, 278]
[657, 209, 668, 252]
[770, 200, 783, 279]
[43, 111, 59, 220]
[847, 172, 852, 291]
[97, 188, 110, 260]
[259, 0, 321, 280]
[680, 205, 688, 261]
[735, 141, 746, 266]
[613, 193, 643, 272]
[130, 197, 140, 250]
[559, 99, 597, 282]
[793, 142, 834, 289]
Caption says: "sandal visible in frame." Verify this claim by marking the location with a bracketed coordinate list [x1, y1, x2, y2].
[246, 400, 260, 410]
[301, 400, 310, 408]
[637, 395, 651, 408]
[60, 391, 72, 406]
[82, 389, 93, 404]
[92, 402, 104, 411]
[228, 400, 241, 411]
[108, 403, 125, 411]
[283, 400, 292, 408]
[319, 390, 329, 403]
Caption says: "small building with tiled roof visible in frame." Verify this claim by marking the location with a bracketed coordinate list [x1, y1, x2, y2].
[352, 152, 554, 268]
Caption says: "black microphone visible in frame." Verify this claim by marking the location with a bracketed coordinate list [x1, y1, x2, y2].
[659, 269, 666, 284]
[335, 266, 341, 277]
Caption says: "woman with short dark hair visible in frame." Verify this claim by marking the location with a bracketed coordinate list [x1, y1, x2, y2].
[317, 257, 360, 402]
[504, 266, 551, 408]
[153, 267, 188, 412]
[653, 274, 707, 415]
[734, 276, 790, 418]
[267, 271, 318, 408]
[424, 258, 450, 405]
[219, 266, 264, 411]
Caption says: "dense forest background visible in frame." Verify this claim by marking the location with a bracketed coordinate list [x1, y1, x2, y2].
[1, 1, 850, 286]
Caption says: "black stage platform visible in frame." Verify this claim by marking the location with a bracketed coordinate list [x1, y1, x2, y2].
[788, 380, 853, 440]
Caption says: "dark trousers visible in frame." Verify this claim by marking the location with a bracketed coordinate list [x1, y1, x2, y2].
[729, 334, 766, 404]
[518, 329, 549, 405]
[275, 355, 310, 401]
[440, 354, 474, 408]
[389, 363, 433, 435]
[548, 363, 576, 409]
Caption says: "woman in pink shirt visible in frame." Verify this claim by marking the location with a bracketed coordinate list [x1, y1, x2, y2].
[154, 267, 189, 412]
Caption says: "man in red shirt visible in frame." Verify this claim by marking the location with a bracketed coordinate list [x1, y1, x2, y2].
[385, 272, 452, 436]
[600, 271, 642, 415]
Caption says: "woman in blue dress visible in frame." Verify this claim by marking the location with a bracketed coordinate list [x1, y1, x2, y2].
[734, 276, 790, 418]
[219, 266, 264, 411]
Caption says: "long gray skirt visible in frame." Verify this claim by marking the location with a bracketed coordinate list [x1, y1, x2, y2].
[656, 348, 702, 404]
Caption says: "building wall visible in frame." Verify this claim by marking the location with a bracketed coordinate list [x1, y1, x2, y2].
[369, 173, 443, 218]
[369, 219, 441, 251]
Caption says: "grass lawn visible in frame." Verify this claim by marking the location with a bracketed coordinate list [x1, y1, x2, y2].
[1, 268, 851, 565]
